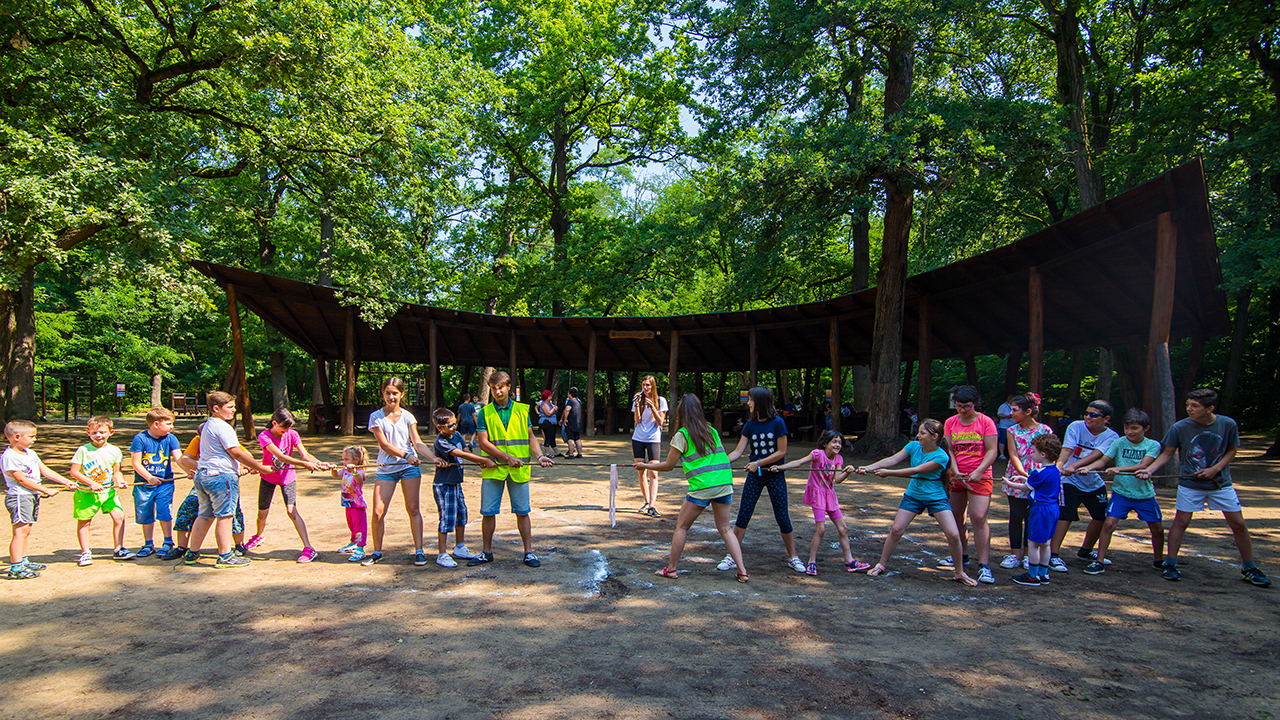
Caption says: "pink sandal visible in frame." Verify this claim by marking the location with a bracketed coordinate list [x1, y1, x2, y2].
[846, 560, 872, 573]
[654, 566, 678, 578]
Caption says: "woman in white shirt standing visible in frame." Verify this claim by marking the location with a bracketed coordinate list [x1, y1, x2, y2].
[631, 375, 668, 518]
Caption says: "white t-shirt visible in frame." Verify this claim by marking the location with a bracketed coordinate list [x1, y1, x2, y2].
[1061, 421, 1119, 491]
[2, 447, 40, 497]
[198, 417, 242, 475]
[369, 407, 418, 469]
[997, 403, 1016, 431]
[632, 396, 669, 443]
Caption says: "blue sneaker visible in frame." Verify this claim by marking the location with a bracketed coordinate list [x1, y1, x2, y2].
[413, 551, 429, 567]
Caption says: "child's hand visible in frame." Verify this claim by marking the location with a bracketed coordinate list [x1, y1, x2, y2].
[41, 485, 60, 497]
[1102, 467, 1118, 476]
[146, 474, 161, 486]
[115, 478, 128, 490]
[766, 465, 780, 474]
[872, 468, 891, 477]
[86, 480, 104, 492]
[855, 466, 869, 475]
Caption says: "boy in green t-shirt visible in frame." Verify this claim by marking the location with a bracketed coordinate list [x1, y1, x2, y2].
[1075, 409, 1163, 575]
[69, 416, 135, 566]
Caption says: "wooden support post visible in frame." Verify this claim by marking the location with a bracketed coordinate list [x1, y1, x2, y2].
[342, 308, 356, 436]
[607, 371, 617, 435]
[1146, 212, 1178, 436]
[308, 357, 327, 433]
[963, 352, 979, 389]
[829, 317, 841, 433]
[226, 284, 255, 440]
[1181, 334, 1207, 401]
[778, 368, 790, 406]
[428, 320, 438, 411]
[899, 361, 913, 409]
[1028, 267, 1044, 395]
[749, 326, 758, 387]
[667, 330, 680, 420]
[457, 365, 473, 406]
[917, 297, 932, 421]
[586, 332, 597, 436]
[509, 329, 518, 381]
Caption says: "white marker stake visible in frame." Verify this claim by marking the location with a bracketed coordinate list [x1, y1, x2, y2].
[609, 464, 618, 528]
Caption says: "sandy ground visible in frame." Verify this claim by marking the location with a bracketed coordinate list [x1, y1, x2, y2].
[0, 416, 1277, 720]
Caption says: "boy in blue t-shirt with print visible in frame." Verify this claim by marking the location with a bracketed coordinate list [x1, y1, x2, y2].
[430, 408, 495, 568]
[1074, 408, 1164, 575]
[1005, 433, 1062, 587]
[129, 407, 182, 557]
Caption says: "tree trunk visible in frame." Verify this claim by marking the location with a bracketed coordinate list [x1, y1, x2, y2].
[1066, 349, 1085, 417]
[1095, 347, 1114, 401]
[1003, 352, 1021, 400]
[150, 371, 163, 408]
[1052, 0, 1103, 208]
[6, 268, 37, 420]
[269, 350, 289, 410]
[1221, 287, 1253, 416]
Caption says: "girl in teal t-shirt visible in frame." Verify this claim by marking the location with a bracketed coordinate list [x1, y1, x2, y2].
[856, 419, 977, 586]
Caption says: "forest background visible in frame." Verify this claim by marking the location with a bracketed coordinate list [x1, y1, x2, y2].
[2, 0, 1278, 441]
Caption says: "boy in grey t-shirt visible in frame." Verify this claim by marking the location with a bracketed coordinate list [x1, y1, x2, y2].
[1138, 388, 1270, 587]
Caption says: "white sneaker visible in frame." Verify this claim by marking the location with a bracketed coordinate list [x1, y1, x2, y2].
[1022, 557, 1030, 570]
[977, 566, 996, 584]
[716, 554, 737, 571]
[787, 556, 806, 572]
[436, 552, 458, 568]
[452, 544, 477, 560]
[1049, 556, 1070, 573]
[77, 551, 93, 567]
[1000, 555, 1022, 569]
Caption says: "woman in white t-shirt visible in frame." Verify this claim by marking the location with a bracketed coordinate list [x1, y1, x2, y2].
[631, 375, 668, 518]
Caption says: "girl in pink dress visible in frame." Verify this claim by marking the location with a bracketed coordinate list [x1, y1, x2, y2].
[331, 446, 370, 561]
[770, 431, 871, 576]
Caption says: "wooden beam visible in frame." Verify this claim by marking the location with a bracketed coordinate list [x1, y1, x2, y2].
[586, 332, 597, 436]
[667, 330, 680, 418]
[428, 320, 438, 411]
[917, 296, 931, 421]
[225, 284, 255, 440]
[1146, 212, 1178, 436]
[829, 317, 841, 433]
[343, 308, 356, 437]
[1028, 267, 1044, 395]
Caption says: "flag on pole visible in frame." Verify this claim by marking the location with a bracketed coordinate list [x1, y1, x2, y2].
[609, 464, 618, 527]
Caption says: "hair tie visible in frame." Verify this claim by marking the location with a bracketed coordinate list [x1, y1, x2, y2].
[1029, 392, 1041, 406]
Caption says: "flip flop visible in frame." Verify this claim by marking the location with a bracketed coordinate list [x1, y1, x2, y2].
[654, 566, 678, 578]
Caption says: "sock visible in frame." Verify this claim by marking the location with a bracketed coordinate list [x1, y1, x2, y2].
[164, 536, 173, 544]
[9, 563, 19, 572]
[1166, 557, 1177, 566]
[219, 551, 233, 560]
[1243, 561, 1257, 570]
[1050, 553, 1060, 559]
[21, 556, 30, 565]
[1039, 565, 1050, 578]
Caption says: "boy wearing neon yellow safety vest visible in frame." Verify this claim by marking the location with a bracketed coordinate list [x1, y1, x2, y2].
[635, 393, 749, 582]
[470, 371, 555, 568]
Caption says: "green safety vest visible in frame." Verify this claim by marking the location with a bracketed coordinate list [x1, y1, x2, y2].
[678, 426, 733, 492]
[481, 401, 532, 483]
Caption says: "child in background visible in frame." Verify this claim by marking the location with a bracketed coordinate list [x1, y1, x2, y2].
[769, 430, 871, 575]
[1075, 409, 1163, 574]
[859, 419, 975, 585]
[332, 446, 369, 561]
[70, 416, 135, 566]
[130, 407, 182, 557]
[1001, 393, 1053, 570]
[1004, 434, 1063, 587]
[248, 408, 327, 563]
[3, 420, 75, 579]
[431, 408, 495, 567]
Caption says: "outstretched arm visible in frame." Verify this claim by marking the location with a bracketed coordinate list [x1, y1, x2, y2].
[635, 446, 682, 473]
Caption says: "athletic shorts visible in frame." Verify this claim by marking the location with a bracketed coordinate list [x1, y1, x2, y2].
[433, 483, 469, 533]
[1106, 494, 1163, 522]
[195, 470, 239, 519]
[899, 493, 951, 517]
[632, 440, 662, 462]
[812, 506, 843, 523]
[72, 488, 125, 521]
[480, 477, 530, 516]
[257, 479, 297, 510]
[1028, 503, 1061, 544]
[5, 494, 38, 525]
[458, 419, 476, 434]
[1175, 485, 1242, 513]
[133, 481, 176, 524]
[1060, 484, 1108, 523]
[564, 429, 581, 441]
[949, 476, 993, 497]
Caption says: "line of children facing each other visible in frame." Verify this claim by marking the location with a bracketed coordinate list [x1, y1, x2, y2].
[3, 380, 1269, 588]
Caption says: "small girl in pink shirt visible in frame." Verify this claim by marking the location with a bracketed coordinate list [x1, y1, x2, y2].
[770, 431, 871, 576]
[332, 445, 369, 561]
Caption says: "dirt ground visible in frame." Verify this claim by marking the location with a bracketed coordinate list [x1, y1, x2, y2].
[1, 416, 1277, 720]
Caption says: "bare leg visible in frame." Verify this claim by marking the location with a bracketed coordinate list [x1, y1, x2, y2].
[10, 523, 32, 563]
[808, 520, 825, 565]
[934, 510, 977, 585]
[254, 508, 269, 537]
[516, 513, 532, 553]
[481, 515, 496, 553]
[438, 531, 449, 554]
[284, 504, 311, 548]
[1095, 517, 1120, 562]
[110, 509, 126, 549]
[1050, 519, 1071, 555]
[76, 520, 93, 553]
[1080, 518, 1104, 552]
[780, 531, 798, 558]
[712, 501, 747, 576]
[869, 509, 918, 575]
[455, 524, 465, 545]
[1223, 511, 1255, 563]
[188, 516, 214, 552]
[634, 463, 652, 507]
[370, 480, 397, 553]
[213, 515, 233, 554]
[665, 500, 706, 572]
[141, 522, 154, 545]
[1148, 521, 1165, 563]
[1166, 510, 1193, 559]
[968, 493, 991, 565]
[950, 490, 970, 562]
[401, 476, 424, 552]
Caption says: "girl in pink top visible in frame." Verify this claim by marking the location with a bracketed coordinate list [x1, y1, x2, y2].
[331, 445, 369, 560]
[1000, 393, 1053, 569]
[246, 409, 328, 562]
[770, 431, 871, 576]
[941, 385, 998, 582]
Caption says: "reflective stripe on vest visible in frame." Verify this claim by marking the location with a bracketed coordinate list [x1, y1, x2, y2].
[679, 426, 734, 492]
[481, 401, 533, 483]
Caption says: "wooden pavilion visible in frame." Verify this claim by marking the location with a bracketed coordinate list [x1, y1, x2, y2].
[192, 158, 1229, 440]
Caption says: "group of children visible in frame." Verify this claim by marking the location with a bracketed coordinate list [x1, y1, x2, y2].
[4, 379, 1271, 590]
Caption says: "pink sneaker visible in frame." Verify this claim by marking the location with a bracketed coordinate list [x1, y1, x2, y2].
[244, 535, 264, 551]
[297, 548, 318, 563]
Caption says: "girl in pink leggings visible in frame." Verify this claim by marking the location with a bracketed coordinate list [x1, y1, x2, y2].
[332, 446, 369, 560]
[770, 431, 871, 576]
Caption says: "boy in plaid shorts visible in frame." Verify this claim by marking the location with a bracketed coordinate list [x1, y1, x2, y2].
[430, 408, 495, 568]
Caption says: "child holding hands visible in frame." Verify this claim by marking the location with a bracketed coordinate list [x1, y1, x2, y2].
[769, 430, 871, 575]
[332, 446, 369, 561]
[1003, 433, 1064, 587]
[4, 420, 76, 579]
[70, 416, 135, 565]
[430, 408, 495, 567]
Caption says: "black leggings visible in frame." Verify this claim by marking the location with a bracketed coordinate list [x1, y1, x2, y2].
[1007, 495, 1031, 551]
[540, 423, 558, 451]
[734, 469, 793, 535]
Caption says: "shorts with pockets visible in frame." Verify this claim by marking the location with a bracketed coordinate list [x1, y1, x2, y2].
[133, 481, 176, 524]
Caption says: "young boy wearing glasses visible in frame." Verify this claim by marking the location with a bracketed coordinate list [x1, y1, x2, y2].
[1050, 400, 1119, 572]
[431, 408, 495, 567]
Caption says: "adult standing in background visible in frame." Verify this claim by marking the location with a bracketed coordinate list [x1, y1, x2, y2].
[996, 394, 1016, 460]
[537, 390, 561, 458]
[560, 387, 584, 459]
[631, 375, 668, 517]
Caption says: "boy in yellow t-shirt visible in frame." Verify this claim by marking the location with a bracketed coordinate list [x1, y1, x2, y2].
[69, 417, 135, 566]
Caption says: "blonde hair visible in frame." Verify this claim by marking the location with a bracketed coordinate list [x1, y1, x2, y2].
[87, 415, 114, 430]
[4, 419, 36, 438]
[343, 445, 369, 466]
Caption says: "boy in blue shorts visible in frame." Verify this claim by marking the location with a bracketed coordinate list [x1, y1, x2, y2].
[1005, 433, 1062, 587]
[130, 407, 182, 557]
[430, 408, 495, 567]
[70, 416, 135, 566]
[1138, 388, 1271, 587]
[4, 420, 76, 579]
[1075, 409, 1164, 574]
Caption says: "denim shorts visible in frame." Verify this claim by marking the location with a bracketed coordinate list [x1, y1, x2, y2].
[480, 477, 530, 516]
[685, 491, 732, 508]
[133, 481, 176, 524]
[195, 470, 240, 519]
[376, 464, 422, 484]
[899, 493, 952, 517]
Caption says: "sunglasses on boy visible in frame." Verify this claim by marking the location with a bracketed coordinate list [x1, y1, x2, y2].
[1084, 411, 1107, 419]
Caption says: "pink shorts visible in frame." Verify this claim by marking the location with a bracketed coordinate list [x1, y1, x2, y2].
[813, 507, 843, 523]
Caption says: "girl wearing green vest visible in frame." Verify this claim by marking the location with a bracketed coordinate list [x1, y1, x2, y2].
[635, 394, 748, 583]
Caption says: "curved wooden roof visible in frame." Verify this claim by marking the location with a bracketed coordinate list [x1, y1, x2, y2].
[192, 158, 1229, 371]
